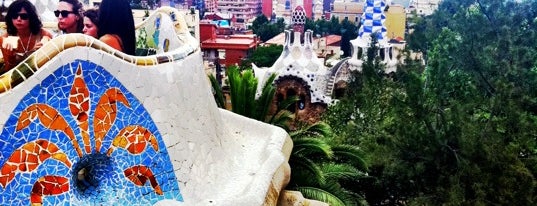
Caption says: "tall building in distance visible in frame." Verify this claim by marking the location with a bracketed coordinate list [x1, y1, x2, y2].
[204, 0, 218, 13]
[330, 0, 364, 23]
[273, 0, 314, 23]
[218, 0, 262, 28]
[410, 0, 441, 15]
[262, 0, 273, 18]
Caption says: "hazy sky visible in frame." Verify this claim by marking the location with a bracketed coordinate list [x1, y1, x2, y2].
[391, 0, 411, 7]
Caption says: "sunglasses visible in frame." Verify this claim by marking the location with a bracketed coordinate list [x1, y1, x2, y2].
[12, 13, 29, 20]
[54, 10, 76, 18]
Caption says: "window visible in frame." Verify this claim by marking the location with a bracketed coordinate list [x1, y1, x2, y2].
[298, 95, 306, 110]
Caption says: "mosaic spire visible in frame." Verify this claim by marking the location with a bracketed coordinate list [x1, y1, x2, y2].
[358, 0, 387, 41]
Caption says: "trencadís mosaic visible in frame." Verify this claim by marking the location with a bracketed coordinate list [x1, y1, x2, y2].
[0, 60, 183, 205]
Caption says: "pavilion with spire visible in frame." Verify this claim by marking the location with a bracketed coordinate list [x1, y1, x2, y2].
[347, 0, 397, 73]
[254, 1, 332, 124]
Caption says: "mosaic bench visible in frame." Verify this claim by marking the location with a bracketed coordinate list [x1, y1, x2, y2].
[0, 7, 292, 206]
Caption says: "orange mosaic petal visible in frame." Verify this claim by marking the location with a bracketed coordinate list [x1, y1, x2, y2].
[0, 140, 72, 188]
[30, 176, 69, 205]
[16, 104, 82, 157]
[123, 165, 163, 195]
[69, 65, 91, 154]
[107, 125, 159, 156]
[94, 88, 130, 153]
[15, 105, 38, 131]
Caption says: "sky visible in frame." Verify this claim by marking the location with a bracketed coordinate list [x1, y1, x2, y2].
[391, 0, 411, 7]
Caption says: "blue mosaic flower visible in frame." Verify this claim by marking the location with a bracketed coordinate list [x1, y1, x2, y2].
[0, 60, 183, 205]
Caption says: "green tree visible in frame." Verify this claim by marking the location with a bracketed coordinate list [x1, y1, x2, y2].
[208, 66, 293, 129]
[251, 14, 269, 34]
[326, 0, 537, 204]
[339, 19, 358, 57]
[248, 44, 283, 67]
[288, 122, 368, 206]
[251, 15, 285, 42]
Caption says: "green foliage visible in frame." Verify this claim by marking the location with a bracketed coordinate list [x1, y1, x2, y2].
[209, 65, 294, 127]
[208, 74, 225, 108]
[325, 0, 537, 205]
[305, 17, 359, 57]
[288, 122, 368, 206]
[248, 44, 283, 67]
[251, 15, 285, 42]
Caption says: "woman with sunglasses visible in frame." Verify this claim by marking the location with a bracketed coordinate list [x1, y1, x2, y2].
[0, 0, 53, 73]
[56, 0, 83, 34]
[98, 0, 135, 55]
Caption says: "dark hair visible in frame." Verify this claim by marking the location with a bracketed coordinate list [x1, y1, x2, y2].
[59, 0, 84, 33]
[5, 0, 42, 35]
[98, 0, 135, 55]
[83, 8, 99, 27]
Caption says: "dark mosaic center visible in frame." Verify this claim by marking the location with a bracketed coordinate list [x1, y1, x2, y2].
[71, 153, 117, 197]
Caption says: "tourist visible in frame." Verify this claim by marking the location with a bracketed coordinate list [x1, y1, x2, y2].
[56, 0, 83, 34]
[98, 0, 135, 55]
[0, 0, 53, 72]
[82, 8, 98, 38]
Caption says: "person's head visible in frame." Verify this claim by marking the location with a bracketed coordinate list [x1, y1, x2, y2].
[98, 0, 135, 55]
[56, 0, 83, 33]
[83, 8, 98, 38]
[5, 0, 42, 35]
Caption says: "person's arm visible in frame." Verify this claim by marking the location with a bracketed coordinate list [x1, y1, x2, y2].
[0, 34, 17, 72]
[41, 28, 53, 42]
[31, 29, 53, 51]
[99, 34, 123, 52]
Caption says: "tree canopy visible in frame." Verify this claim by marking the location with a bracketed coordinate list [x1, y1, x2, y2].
[325, 0, 537, 204]
[251, 15, 286, 42]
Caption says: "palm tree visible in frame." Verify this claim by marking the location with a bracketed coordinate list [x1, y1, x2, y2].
[208, 66, 368, 205]
[288, 122, 369, 206]
[209, 65, 295, 129]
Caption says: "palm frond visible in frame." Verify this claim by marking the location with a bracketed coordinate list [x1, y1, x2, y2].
[240, 70, 258, 118]
[294, 187, 347, 206]
[292, 137, 333, 158]
[208, 73, 225, 108]
[290, 121, 334, 139]
[320, 163, 367, 182]
[314, 178, 363, 206]
[332, 144, 369, 171]
[268, 95, 299, 124]
[255, 73, 277, 121]
[228, 66, 244, 115]
[269, 110, 294, 131]
[289, 156, 325, 184]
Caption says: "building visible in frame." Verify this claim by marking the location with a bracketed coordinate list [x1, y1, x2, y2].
[312, 0, 324, 20]
[204, 0, 218, 13]
[262, 0, 273, 19]
[217, 0, 263, 29]
[203, 12, 236, 28]
[265, 33, 342, 61]
[321, 0, 401, 99]
[330, 0, 363, 23]
[254, 6, 332, 124]
[200, 21, 261, 67]
[385, 4, 406, 40]
[409, 0, 441, 15]
[347, 0, 397, 72]
[273, 0, 314, 23]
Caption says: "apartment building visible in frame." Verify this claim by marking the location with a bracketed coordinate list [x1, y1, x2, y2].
[218, 0, 263, 28]
[410, 0, 441, 15]
[330, 0, 364, 23]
